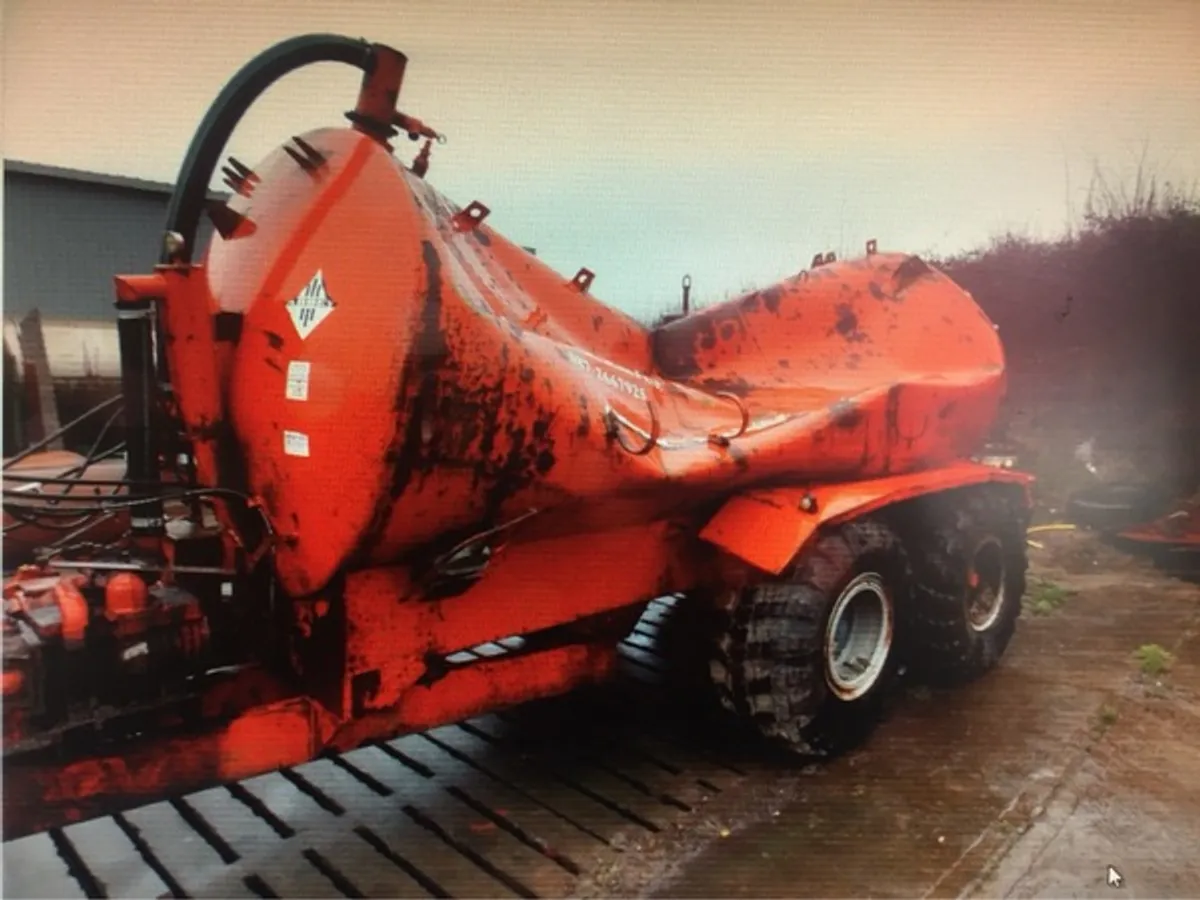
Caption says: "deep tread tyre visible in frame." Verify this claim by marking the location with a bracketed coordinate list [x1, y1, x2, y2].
[653, 592, 722, 695]
[900, 484, 1029, 686]
[709, 518, 910, 758]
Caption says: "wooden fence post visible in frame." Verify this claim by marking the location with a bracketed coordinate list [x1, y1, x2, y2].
[17, 310, 62, 451]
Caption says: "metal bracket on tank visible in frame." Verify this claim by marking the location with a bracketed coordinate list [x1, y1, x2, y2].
[708, 391, 751, 448]
[283, 135, 328, 178]
[220, 156, 260, 198]
[603, 401, 661, 456]
[421, 508, 542, 592]
[569, 268, 595, 293]
[452, 201, 490, 232]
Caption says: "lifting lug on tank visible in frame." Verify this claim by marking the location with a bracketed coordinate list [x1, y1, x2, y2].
[453, 201, 491, 231]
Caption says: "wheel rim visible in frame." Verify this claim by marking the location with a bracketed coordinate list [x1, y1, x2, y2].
[823, 571, 893, 701]
[967, 536, 1006, 632]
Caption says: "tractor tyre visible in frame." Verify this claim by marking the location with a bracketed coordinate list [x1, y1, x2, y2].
[653, 592, 722, 696]
[900, 484, 1029, 686]
[708, 517, 910, 759]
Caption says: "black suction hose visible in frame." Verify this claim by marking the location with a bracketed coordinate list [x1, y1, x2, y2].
[159, 33, 382, 265]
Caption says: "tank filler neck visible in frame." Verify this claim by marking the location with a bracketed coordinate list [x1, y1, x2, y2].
[343, 45, 446, 177]
[344, 42, 408, 143]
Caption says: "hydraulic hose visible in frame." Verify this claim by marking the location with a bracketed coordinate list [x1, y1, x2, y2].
[160, 33, 401, 265]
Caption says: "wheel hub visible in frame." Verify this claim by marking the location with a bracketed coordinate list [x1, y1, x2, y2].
[967, 536, 1006, 632]
[824, 571, 893, 701]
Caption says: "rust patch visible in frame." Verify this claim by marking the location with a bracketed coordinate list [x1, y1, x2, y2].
[829, 399, 863, 429]
[351, 240, 451, 563]
[882, 383, 903, 472]
[893, 255, 932, 293]
[472, 400, 559, 517]
[700, 376, 753, 397]
[591, 314, 603, 332]
[403, 328, 562, 520]
[264, 330, 285, 350]
[761, 286, 783, 314]
[649, 322, 706, 377]
[832, 303, 867, 343]
[650, 293, 755, 377]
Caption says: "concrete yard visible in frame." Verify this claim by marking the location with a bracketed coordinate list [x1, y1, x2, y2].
[4, 526, 1198, 899]
[649, 531, 1200, 899]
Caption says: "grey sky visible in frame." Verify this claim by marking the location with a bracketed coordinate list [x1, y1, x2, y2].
[4, 0, 1198, 319]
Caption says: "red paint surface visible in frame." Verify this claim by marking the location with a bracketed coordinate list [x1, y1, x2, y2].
[702, 461, 1035, 574]
[188, 128, 1010, 599]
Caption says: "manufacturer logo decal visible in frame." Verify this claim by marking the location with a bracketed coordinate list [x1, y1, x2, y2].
[286, 270, 336, 340]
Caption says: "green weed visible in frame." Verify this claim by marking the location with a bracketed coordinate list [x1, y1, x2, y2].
[1024, 578, 1071, 616]
[1133, 643, 1175, 677]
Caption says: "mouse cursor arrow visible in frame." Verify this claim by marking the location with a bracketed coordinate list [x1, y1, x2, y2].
[1107, 865, 1124, 888]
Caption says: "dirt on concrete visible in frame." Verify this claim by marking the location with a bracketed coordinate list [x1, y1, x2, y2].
[574, 526, 1200, 899]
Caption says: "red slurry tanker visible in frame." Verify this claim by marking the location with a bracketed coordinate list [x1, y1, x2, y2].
[1, 34, 1032, 837]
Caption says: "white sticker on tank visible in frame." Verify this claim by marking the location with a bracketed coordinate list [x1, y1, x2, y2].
[286, 270, 336, 340]
[285, 360, 311, 401]
[283, 430, 311, 457]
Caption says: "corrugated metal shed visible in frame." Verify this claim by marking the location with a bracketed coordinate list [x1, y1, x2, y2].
[3, 159, 225, 321]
